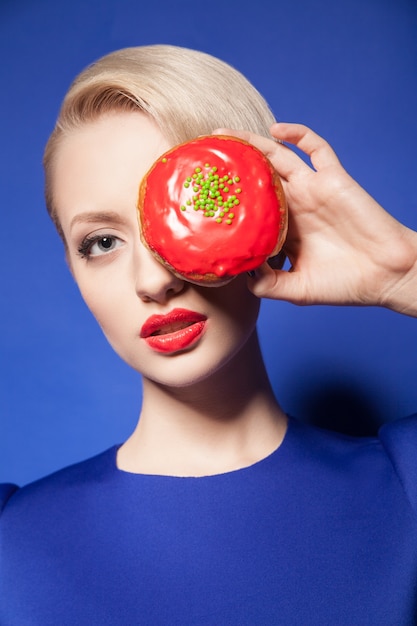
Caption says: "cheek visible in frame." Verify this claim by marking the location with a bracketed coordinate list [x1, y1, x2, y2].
[207, 278, 261, 334]
[77, 285, 135, 363]
[72, 271, 123, 335]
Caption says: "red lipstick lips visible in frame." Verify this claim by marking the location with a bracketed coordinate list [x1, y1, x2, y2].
[140, 308, 207, 354]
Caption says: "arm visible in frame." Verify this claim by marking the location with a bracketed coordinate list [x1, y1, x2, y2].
[214, 123, 417, 317]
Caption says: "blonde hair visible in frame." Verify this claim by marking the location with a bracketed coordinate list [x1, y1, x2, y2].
[43, 44, 276, 235]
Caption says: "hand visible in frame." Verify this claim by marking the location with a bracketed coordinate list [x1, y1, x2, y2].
[213, 123, 417, 317]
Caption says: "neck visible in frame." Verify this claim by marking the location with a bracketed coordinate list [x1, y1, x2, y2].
[117, 331, 287, 476]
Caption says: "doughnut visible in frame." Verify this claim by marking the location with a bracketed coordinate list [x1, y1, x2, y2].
[138, 135, 287, 286]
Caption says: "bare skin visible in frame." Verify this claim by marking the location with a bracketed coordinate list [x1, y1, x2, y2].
[118, 331, 287, 477]
[55, 112, 287, 478]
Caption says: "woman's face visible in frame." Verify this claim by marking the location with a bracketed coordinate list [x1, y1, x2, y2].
[52, 112, 260, 387]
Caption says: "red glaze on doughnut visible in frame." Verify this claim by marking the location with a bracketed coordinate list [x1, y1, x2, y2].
[138, 135, 287, 285]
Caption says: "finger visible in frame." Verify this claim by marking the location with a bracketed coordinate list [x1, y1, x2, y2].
[270, 123, 341, 170]
[247, 262, 308, 305]
[212, 127, 284, 160]
[212, 127, 311, 181]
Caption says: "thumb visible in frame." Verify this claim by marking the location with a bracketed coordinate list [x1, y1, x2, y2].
[247, 263, 306, 304]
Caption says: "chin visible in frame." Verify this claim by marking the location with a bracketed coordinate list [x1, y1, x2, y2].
[127, 325, 259, 389]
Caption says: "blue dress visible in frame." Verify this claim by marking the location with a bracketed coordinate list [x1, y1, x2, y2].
[1, 415, 417, 625]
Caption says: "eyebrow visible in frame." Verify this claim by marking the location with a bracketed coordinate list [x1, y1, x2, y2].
[70, 211, 127, 230]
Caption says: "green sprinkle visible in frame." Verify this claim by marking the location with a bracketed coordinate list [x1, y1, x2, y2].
[182, 163, 242, 223]
[236, 188, 242, 193]
[162, 157, 167, 163]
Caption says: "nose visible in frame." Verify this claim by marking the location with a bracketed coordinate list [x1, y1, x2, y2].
[134, 240, 186, 304]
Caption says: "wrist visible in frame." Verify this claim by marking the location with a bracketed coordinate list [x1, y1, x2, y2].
[380, 227, 417, 317]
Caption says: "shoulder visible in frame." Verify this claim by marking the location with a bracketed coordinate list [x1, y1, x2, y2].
[289, 412, 417, 460]
[378, 413, 417, 515]
[0, 445, 119, 520]
[0, 483, 19, 512]
[288, 413, 417, 517]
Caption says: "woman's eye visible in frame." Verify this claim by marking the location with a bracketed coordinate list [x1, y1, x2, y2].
[78, 235, 123, 258]
[91, 236, 118, 255]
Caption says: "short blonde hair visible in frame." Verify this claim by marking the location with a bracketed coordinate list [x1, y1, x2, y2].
[44, 44, 276, 235]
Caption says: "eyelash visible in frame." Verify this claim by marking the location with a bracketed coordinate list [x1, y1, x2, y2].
[77, 234, 121, 259]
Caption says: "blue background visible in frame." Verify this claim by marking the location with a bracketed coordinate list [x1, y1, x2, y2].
[1, 0, 416, 486]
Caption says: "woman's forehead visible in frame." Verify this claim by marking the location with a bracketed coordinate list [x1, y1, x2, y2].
[52, 113, 171, 227]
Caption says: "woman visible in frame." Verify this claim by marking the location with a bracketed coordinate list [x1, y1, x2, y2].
[1, 45, 417, 625]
